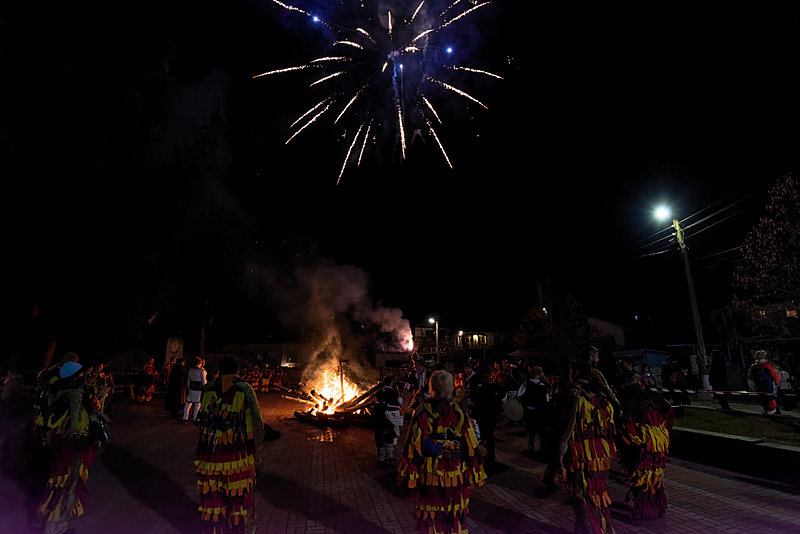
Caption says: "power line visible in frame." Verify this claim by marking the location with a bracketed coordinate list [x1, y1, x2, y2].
[633, 178, 773, 255]
[634, 246, 673, 259]
[685, 207, 750, 240]
[698, 244, 746, 260]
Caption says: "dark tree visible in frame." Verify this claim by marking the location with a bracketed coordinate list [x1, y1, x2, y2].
[733, 174, 800, 337]
[512, 283, 588, 374]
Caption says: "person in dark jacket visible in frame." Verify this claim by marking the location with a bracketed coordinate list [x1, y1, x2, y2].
[468, 368, 504, 469]
[520, 363, 550, 454]
[709, 349, 731, 410]
[163, 358, 186, 418]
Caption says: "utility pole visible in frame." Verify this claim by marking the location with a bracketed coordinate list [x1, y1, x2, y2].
[672, 219, 711, 392]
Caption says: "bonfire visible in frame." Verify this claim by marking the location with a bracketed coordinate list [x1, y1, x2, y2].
[284, 359, 384, 426]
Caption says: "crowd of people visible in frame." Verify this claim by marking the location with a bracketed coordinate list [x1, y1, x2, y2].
[240, 365, 284, 393]
[383, 345, 676, 533]
[10, 344, 798, 534]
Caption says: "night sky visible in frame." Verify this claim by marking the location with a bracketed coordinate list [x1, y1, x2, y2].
[3, 1, 799, 360]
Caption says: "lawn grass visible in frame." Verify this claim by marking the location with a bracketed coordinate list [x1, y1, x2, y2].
[675, 407, 800, 447]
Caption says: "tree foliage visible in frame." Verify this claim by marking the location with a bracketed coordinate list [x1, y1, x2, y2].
[512, 283, 588, 374]
[733, 174, 800, 336]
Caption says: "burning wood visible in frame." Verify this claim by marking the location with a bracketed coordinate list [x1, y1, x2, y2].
[285, 359, 382, 426]
[336, 381, 383, 412]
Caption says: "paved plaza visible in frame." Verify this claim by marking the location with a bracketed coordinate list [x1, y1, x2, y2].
[2, 392, 800, 534]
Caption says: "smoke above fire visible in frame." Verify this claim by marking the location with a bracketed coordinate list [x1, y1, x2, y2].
[247, 258, 413, 383]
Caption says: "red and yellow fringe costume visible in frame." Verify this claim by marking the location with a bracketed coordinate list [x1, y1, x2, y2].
[397, 398, 487, 534]
[36, 387, 95, 530]
[194, 379, 260, 534]
[560, 386, 617, 534]
[619, 407, 674, 519]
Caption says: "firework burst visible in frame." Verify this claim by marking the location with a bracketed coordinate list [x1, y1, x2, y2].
[255, 0, 501, 184]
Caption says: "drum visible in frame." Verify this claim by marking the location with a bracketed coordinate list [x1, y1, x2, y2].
[503, 393, 524, 421]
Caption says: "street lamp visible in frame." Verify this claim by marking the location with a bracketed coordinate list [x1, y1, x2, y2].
[428, 317, 439, 363]
[655, 206, 711, 392]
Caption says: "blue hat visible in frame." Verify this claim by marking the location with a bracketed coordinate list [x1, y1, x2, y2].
[59, 361, 82, 378]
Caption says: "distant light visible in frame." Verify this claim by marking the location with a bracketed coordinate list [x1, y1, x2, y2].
[399, 63, 404, 70]
[654, 206, 671, 221]
[446, 46, 453, 54]
[428, 317, 436, 324]
[312, 15, 320, 22]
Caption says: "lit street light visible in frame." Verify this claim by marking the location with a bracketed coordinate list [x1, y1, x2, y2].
[428, 317, 439, 363]
[655, 206, 711, 392]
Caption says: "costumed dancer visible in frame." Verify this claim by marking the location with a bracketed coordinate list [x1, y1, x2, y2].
[35, 358, 98, 534]
[397, 370, 487, 534]
[194, 356, 265, 534]
[615, 362, 674, 521]
[558, 359, 617, 534]
[374, 375, 404, 466]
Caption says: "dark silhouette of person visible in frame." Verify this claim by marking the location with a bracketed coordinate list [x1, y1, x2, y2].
[163, 358, 186, 418]
[468, 368, 504, 469]
[709, 349, 731, 410]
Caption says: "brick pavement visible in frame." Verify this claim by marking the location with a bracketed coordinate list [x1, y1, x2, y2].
[2, 392, 799, 534]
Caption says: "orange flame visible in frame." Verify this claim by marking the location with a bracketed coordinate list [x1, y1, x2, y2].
[306, 364, 362, 414]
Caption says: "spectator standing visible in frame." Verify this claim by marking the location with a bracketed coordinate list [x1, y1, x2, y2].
[142, 357, 158, 378]
[85, 363, 112, 413]
[709, 349, 731, 410]
[373, 375, 404, 466]
[468, 368, 504, 469]
[270, 366, 283, 391]
[135, 358, 158, 403]
[405, 361, 429, 410]
[183, 357, 208, 423]
[748, 351, 781, 415]
[162, 357, 177, 389]
[688, 353, 701, 390]
[641, 364, 658, 390]
[164, 358, 186, 418]
[519, 363, 550, 454]
[663, 357, 691, 406]
[542, 364, 574, 489]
